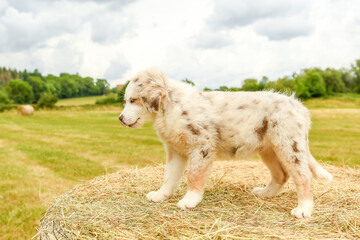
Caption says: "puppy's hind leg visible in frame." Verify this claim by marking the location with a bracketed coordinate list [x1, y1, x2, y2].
[147, 148, 187, 202]
[272, 139, 314, 219]
[253, 146, 289, 198]
[177, 148, 214, 210]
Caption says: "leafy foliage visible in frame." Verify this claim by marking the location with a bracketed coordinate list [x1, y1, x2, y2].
[6, 79, 34, 104]
[352, 59, 360, 93]
[0, 67, 112, 104]
[0, 90, 11, 104]
[322, 68, 345, 94]
[26, 76, 48, 101]
[37, 93, 58, 109]
[1, 59, 360, 106]
[0, 90, 12, 112]
[96, 79, 110, 95]
[241, 78, 260, 91]
[202, 59, 360, 99]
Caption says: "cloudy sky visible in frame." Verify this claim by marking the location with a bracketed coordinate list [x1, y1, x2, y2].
[0, 0, 359, 89]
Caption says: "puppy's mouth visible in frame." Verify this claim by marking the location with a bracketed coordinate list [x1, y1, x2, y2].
[121, 118, 140, 128]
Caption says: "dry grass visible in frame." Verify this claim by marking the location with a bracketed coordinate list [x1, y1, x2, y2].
[35, 160, 360, 240]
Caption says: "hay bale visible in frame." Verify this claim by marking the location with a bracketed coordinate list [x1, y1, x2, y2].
[35, 161, 360, 239]
[18, 105, 34, 116]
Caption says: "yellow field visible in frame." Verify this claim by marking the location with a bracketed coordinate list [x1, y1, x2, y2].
[56, 95, 109, 106]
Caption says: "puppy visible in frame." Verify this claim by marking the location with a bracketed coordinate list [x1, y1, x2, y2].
[119, 69, 332, 218]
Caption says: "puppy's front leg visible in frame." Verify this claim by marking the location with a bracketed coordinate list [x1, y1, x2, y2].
[146, 148, 186, 202]
[177, 149, 214, 210]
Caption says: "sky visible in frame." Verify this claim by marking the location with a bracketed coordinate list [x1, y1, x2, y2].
[0, 0, 359, 89]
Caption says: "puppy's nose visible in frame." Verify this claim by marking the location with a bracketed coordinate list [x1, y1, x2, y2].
[119, 115, 124, 122]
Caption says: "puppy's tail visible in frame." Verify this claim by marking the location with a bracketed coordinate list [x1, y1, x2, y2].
[309, 155, 333, 184]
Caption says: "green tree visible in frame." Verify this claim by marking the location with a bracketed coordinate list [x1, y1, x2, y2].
[26, 76, 48, 101]
[293, 73, 310, 99]
[321, 68, 345, 94]
[341, 70, 354, 91]
[303, 69, 326, 97]
[0, 67, 12, 84]
[6, 79, 34, 104]
[0, 90, 11, 104]
[96, 79, 110, 95]
[0, 90, 11, 112]
[59, 73, 79, 98]
[217, 86, 230, 91]
[351, 59, 360, 93]
[266, 76, 296, 93]
[31, 69, 42, 79]
[241, 78, 259, 91]
[259, 76, 269, 90]
[44, 74, 61, 97]
[265, 81, 276, 90]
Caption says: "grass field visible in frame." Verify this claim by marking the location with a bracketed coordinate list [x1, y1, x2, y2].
[304, 93, 360, 109]
[56, 95, 109, 106]
[0, 95, 359, 239]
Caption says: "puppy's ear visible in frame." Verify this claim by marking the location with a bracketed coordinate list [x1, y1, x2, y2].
[140, 70, 169, 113]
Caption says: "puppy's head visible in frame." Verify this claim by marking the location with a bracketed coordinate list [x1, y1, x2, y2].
[119, 69, 169, 128]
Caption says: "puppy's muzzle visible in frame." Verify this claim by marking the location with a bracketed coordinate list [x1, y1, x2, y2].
[119, 115, 127, 126]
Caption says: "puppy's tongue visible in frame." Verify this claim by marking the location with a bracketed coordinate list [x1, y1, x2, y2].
[120, 121, 128, 127]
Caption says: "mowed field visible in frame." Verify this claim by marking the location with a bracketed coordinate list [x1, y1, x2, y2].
[0, 95, 359, 239]
[56, 95, 108, 106]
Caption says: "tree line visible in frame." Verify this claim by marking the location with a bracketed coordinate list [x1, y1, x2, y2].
[0, 67, 111, 110]
[105, 59, 360, 108]
[204, 59, 360, 99]
[1, 59, 360, 111]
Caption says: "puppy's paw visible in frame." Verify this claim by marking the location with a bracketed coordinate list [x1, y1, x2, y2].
[252, 187, 269, 198]
[291, 201, 313, 219]
[252, 183, 282, 198]
[146, 190, 168, 202]
[177, 191, 203, 210]
[291, 207, 312, 219]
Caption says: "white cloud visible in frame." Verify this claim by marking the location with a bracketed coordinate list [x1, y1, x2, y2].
[0, 0, 359, 89]
[208, 0, 309, 29]
[253, 15, 313, 40]
[190, 28, 233, 49]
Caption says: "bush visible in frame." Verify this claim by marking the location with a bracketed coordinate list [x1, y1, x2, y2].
[95, 94, 119, 105]
[0, 90, 12, 112]
[37, 93, 58, 109]
[0, 90, 11, 104]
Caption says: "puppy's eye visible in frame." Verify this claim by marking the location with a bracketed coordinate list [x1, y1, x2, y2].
[130, 98, 136, 103]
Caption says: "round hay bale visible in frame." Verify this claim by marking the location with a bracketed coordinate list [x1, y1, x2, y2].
[35, 161, 360, 239]
[18, 105, 34, 116]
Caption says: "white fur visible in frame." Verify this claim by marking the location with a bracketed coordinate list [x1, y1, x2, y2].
[146, 149, 187, 202]
[119, 69, 333, 219]
[252, 181, 283, 198]
[177, 191, 203, 210]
